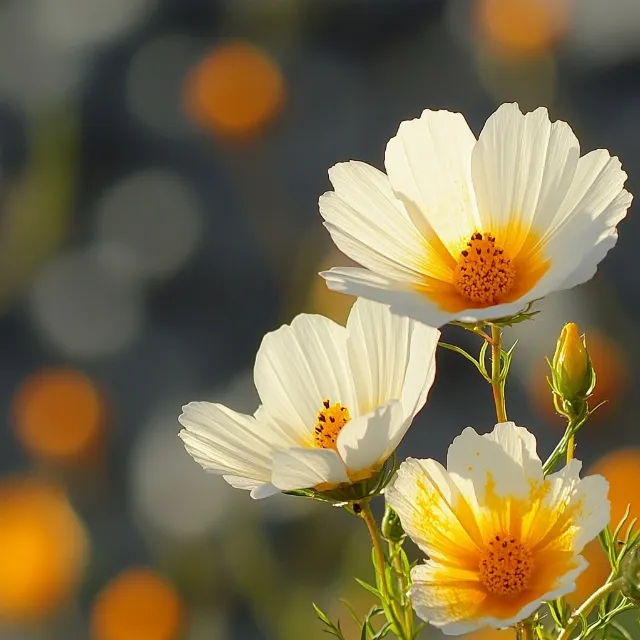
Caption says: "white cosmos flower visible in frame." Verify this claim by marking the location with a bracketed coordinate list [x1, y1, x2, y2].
[179, 298, 439, 499]
[320, 103, 632, 327]
[385, 422, 610, 635]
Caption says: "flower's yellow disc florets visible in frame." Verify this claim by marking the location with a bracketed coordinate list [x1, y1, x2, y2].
[314, 399, 350, 450]
[454, 232, 516, 305]
[478, 534, 534, 596]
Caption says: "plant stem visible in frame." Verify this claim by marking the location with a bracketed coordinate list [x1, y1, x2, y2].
[360, 502, 408, 639]
[390, 543, 414, 637]
[490, 325, 507, 423]
[556, 579, 623, 640]
[566, 434, 575, 464]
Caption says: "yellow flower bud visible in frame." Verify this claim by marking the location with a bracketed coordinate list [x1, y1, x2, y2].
[551, 323, 595, 407]
[621, 546, 640, 604]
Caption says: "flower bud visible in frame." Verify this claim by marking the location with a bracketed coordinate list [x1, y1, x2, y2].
[620, 546, 640, 604]
[381, 504, 405, 543]
[551, 323, 595, 408]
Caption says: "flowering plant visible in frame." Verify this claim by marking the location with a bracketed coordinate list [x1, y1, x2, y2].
[179, 104, 639, 639]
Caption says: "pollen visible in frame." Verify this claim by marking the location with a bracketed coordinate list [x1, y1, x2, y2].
[314, 399, 350, 450]
[453, 232, 516, 305]
[478, 534, 534, 596]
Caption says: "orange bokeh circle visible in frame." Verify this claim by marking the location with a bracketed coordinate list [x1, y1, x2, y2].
[475, 0, 570, 59]
[0, 477, 87, 622]
[184, 40, 285, 138]
[91, 568, 183, 640]
[13, 368, 105, 462]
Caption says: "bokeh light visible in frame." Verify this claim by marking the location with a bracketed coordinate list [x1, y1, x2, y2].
[131, 400, 237, 541]
[127, 33, 206, 138]
[29, 248, 144, 360]
[91, 568, 183, 640]
[13, 368, 105, 464]
[529, 330, 629, 424]
[184, 40, 285, 138]
[0, 477, 87, 623]
[35, 0, 156, 49]
[0, 0, 84, 108]
[94, 169, 203, 282]
[475, 0, 570, 59]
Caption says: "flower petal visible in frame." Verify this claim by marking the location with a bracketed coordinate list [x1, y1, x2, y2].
[385, 108, 480, 256]
[320, 162, 445, 281]
[472, 104, 580, 257]
[321, 266, 455, 328]
[447, 423, 544, 506]
[408, 562, 488, 635]
[527, 460, 610, 555]
[336, 400, 404, 473]
[179, 402, 277, 482]
[271, 447, 349, 490]
[385, 457, 483, 566]
[222, 476, 280, 499]
[253, 313, 356, 444]
[345, 297, 439, 418]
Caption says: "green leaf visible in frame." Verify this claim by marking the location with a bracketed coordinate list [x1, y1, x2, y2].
[339, 599, 361, 627]
[438, 342, 490, 381]
[355, 578, 381, 599]
[312, 603, 347, 639]
[370, 622, 393, 639]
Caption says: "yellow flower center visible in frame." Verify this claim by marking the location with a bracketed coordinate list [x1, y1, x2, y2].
[453, 232, 516, 305]
[478, 534, 534, 596]
[313, 399, 350, 450]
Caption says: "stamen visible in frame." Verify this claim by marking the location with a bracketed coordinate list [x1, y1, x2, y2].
[453, 232, 516, 305]
[314, 399, 350, 450]
[478, 534, 534, 596]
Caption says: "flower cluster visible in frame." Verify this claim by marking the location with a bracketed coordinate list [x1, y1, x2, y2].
[178, 104, 636, 638]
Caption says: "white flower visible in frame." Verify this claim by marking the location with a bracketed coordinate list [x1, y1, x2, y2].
[179, 299, 439, 499]
[320, 103, 632, 327]
[385, 422, 610, 635]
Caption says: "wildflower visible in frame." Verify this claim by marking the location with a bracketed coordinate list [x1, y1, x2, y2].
[179, 299, 439, 499]
[320, 103, 632, 327]
[385, 422, 610, 634]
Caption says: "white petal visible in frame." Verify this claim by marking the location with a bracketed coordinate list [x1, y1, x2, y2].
[550, 188, 632, 292]
[523, 151, 631, 298]
[566, 473, 610, 553]
[271, 447, 349, 491]
[253, 313, 356, 443]
[222, 476, 280, 499]
[345, 297, 439, 418]
[321, 266, 455, 328]
[408, 563, 488, 635]
[385, 109, 480, 254]
[385, 457, 483, 563]
[336, 400, 405, 473]
[472, 104, 580, 256]
[179, 401, 277, 482]
[320, 162, 433, 282]
[446, 423, 543, 505]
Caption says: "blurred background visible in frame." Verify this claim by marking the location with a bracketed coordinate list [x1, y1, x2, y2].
[0, 0, 639, 638]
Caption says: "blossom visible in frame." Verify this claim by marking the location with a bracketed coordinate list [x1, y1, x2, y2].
[385, 422, 610, 635]
[320, 103, 632, 327]
[179, 299, 439, 499]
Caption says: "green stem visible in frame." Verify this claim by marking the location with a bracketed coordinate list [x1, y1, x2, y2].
[390, 543, 414, 637]
[490, 325, 508, 423]
[556, 579, 623, 640]
[566, 434, 575, 464]
[360, 502, 408, 640]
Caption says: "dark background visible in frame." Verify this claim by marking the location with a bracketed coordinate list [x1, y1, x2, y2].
[0, 0, 638, 638]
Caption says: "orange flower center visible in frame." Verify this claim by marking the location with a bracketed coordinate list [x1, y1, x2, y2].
[453, 232, 516, 305]
[313, 399, 350, 450]
[478, 534, 534, 596]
